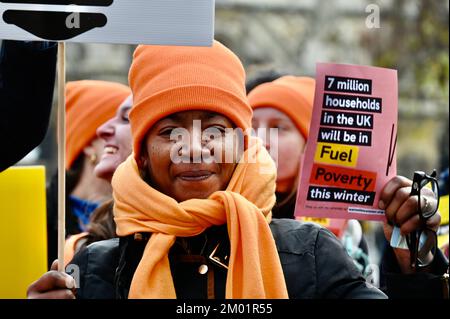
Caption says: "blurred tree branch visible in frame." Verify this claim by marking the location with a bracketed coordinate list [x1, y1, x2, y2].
[363, 0, 449, 102]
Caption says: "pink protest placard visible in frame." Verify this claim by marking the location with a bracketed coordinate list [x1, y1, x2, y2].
[295, 63, 398, 221]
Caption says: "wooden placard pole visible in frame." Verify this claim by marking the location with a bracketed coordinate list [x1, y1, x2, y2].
[57, 42, 66, 272]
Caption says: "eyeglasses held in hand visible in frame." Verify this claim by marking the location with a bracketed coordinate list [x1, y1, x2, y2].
[406, 170, 440, 269]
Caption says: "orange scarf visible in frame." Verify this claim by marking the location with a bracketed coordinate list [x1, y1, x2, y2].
[112, 138, 288, 299]
[63, 232, 88, 267]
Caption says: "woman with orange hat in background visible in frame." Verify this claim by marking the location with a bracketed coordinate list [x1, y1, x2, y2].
[46, 80, 131, 268]
[30, 41, 443, 299]
[249, 76, 313, 219]
[61, 94, 134, 265]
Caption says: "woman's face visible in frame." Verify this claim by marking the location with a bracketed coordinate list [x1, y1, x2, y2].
[252, 107, 306, 187]
[94, 96, 133, 182]
[141, 110, 238, 202]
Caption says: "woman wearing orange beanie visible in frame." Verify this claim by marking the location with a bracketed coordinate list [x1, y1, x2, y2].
[47, 80, 131, 267]
[249, 76, 314, 219]
[112, 41, 289, 299]
[62, 94, 134, 266]
[29, 41, 442, 300]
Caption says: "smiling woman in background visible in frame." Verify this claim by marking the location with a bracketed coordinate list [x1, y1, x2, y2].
[62, 94, 134, 264]
[46, 80, 131, 268]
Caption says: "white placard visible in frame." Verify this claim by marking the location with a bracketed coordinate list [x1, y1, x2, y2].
[0, 0, 214, 46]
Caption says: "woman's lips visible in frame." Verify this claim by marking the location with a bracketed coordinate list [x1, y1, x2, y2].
[176, 170, 214, 181]
[103, 146, 118, 155]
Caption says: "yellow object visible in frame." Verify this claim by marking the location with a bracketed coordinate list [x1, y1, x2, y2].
[0, 166, 47, 299]
[438, 195, 449, 248]
[314, 142, 359, 167]
[301, 217, 331, 227]
[296, 216, 348, 238]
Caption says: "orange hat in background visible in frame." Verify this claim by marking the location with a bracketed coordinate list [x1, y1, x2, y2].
[66, 80, 131, 169]
[128, 40, 253, 160]
[248, 76, 315, 139]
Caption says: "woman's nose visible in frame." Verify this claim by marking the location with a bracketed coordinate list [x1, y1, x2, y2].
[97, 118, 115, 140]
[189, 129, 204, 162]
[256, 127, 271, 151]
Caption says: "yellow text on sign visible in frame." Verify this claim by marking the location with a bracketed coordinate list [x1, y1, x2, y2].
[314, 142, 359, 167]
[438, 195, 448, 248]
[0, 166, 47, 299]
[300, 217, 330, 227]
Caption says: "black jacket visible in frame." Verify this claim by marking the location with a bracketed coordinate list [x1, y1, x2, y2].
[71, 219, 449, 299]
[71, 219, 390, 299]
[0, 40, 57, 172]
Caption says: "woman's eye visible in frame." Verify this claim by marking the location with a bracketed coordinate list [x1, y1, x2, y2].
[208, 125, 227, 133]
[201, 126, 226, 143]
[274, 125, 288, 131]
[159, 128, 175, 136]
[120, 109, 131, 122]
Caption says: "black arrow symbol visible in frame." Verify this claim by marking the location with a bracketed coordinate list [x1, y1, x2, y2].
[3, 10, 108, 40]
[2, 0, 112, 40]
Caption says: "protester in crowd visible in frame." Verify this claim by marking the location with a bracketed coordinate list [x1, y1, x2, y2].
[29, 41, 446, 299]
[47, 81, 131, 267]
[248, 75, 313, 219]
[63, 95, 133, 264]
[0, 40, 57, 172]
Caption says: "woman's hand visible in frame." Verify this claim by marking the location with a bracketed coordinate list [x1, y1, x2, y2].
[379, 176, 441, 274]
[27, 260, 76, 299]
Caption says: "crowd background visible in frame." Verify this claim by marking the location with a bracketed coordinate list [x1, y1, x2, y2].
[9, 0, 449, 273]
